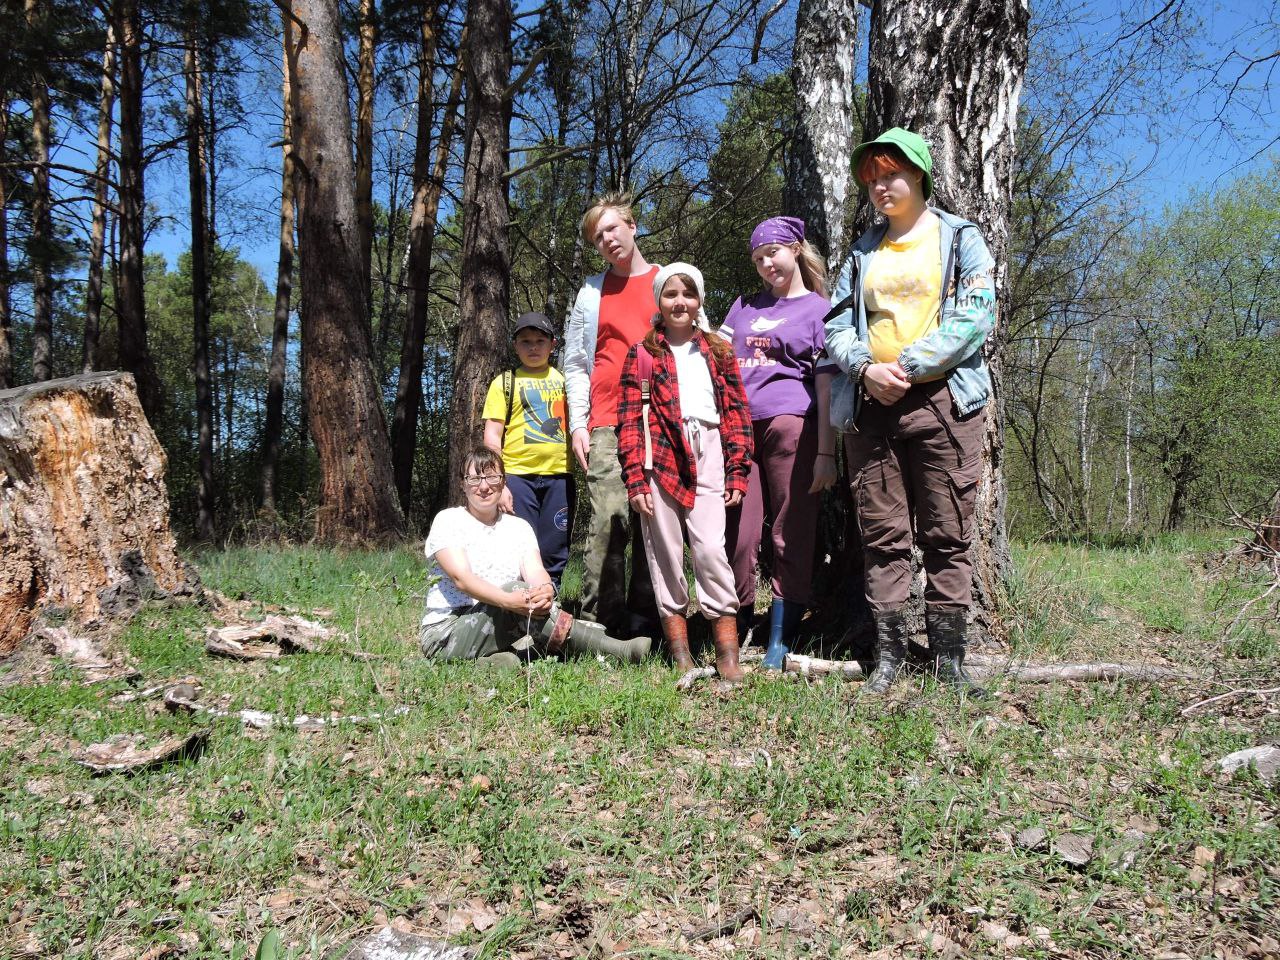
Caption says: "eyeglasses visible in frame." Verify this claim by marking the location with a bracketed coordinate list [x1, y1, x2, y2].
[463, 474, 504, 487]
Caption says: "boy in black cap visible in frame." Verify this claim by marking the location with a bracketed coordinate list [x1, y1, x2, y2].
[482, 312, 573, 588]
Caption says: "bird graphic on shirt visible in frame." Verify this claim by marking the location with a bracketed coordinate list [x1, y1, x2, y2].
[521, 386, 565, 444]
[750, 316, 788, 333]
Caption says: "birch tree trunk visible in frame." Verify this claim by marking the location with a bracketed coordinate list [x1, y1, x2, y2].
[355, 0, 377, 322]
[446, 0, 512, 497]
[27, 0, 54, 383]
[287, 0, 405, 543]
[185, 37, 216, 543]
[116, 0, 165, 425]
[83, 25, 117, 374]
[865, 0, 1029, 626]
[783, 0, 857, 270]
[391, 11, 466, 513]
[261, 12, 296, 518]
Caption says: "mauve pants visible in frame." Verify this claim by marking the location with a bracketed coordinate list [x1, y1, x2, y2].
[844, 379, 985, 612]
[639, 424, 739, 620]
[725, 414, 821, 608]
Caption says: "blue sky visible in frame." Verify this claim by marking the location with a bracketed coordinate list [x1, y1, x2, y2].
[34, 0, 1280, 282]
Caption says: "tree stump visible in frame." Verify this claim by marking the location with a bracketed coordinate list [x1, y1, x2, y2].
[0, 372, 199, 654]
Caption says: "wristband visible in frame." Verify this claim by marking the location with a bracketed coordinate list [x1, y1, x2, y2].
[817, 452, 835, 458]
[852, 359, 871, 384]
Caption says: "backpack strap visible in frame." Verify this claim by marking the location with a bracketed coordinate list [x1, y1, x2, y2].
[636, 347, 655, 470]
[503, 368, 518, 426]
[945, 225, 964, 301]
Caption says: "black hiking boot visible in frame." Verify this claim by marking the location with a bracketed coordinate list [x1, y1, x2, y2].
[862, 609, 908, 695]
[927, 607, 990, 699]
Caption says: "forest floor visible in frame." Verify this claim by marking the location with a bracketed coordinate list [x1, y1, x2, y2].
[2, 534, 1278, 959]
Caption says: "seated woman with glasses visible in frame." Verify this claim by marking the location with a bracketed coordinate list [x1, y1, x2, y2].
[419, 445, 651, 667]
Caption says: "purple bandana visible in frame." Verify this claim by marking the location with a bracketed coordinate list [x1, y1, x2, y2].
[749, 216, 806, 251]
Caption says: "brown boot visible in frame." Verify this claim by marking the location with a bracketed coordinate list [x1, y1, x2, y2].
[661, 614, 695, 671]
[713, 616, 745, 683]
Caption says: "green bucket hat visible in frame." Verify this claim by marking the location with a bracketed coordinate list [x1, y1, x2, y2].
[851, 127, 934, 200]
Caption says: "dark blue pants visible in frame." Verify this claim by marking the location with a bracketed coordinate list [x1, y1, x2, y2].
[506, 473, 571, 586]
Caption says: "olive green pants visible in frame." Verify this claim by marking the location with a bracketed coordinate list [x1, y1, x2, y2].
[420, 581, 546, 660]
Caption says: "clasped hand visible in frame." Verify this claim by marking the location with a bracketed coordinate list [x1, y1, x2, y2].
[629, 487, 742, 517]
[863, 361, 911, 405]
[508, 582, 554, 616]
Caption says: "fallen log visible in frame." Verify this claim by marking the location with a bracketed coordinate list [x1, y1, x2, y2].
[1, 373, 200, 654]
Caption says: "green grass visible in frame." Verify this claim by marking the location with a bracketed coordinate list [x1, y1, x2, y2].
[1, 538, 1277, 958]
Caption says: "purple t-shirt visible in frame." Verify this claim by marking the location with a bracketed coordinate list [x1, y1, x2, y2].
[720, 290, 834, 421]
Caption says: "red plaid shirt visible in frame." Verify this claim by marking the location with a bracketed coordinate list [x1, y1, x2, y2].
[616, 332, 754, 509]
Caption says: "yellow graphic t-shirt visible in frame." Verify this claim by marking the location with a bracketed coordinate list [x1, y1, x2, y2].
[864, 219, 945, 380]
[481, 366, 568, 475]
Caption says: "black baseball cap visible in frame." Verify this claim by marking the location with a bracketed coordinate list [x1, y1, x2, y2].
[513, 312, 555, 338]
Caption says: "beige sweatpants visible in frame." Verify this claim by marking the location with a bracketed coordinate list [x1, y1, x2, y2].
[639, 423, 739, 620]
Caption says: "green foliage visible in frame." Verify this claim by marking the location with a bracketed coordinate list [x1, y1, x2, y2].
[1005, 149, 1280, 538]
[2, 539, 1275, 956]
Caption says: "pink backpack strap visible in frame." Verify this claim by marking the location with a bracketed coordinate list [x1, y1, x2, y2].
[636, 347, 655, 470]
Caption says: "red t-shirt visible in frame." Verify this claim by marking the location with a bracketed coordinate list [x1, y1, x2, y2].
[588, 266, 659, 429]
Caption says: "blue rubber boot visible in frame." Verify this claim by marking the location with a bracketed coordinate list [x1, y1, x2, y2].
[757, 601, 788, 670]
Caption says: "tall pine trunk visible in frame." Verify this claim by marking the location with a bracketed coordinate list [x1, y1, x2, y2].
[784, 0, 857, 269]
[865, 0, 1029, 627]
[116, 0, 165, 424]
[355, 0, 377, 322]
[83, 24, 117, 374]
[27, 0, 54, 382]
[186, 37, 216, 543]
[447, 0, 512, 498]
[392, 15, 465, 513]
[261, 11, 297, 518]
[286, 0, 405, 543]
[0, 98, 11, 390]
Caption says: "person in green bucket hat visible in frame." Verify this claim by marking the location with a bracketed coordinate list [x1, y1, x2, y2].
[823, 127, 998, 698]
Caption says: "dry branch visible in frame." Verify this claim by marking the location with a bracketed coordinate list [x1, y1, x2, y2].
[163, 683, 409, 732]
[675, 650, 1193, 689]
[683, 906, 759, 943]
[1181, 686, 1280, 715]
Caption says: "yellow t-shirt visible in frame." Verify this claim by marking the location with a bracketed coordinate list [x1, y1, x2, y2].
[864, 219, 945, 380]
[481, 366, 568, 475]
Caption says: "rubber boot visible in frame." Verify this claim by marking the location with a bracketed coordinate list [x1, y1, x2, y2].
[927, 608, 990, 699]
[476, 651, 522, 670]
[862, 609, 908, 695]
[662, 614, 696, 672]
[564, 617, 651, 664]
[713, 616, 745, 683]
[761, 598, 805, 671]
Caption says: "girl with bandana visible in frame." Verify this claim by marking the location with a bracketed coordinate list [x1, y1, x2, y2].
[719, 217, 838, 670]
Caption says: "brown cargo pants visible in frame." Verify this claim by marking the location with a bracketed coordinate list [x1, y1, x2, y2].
[843, 379, 985, 612]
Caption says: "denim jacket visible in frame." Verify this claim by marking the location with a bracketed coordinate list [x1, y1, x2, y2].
[561, 270, 608, 436]
[824, 208, 996, 431]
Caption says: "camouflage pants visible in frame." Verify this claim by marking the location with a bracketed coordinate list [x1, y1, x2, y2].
[420, 581, 545, 660]
[578, 427, 657, 634]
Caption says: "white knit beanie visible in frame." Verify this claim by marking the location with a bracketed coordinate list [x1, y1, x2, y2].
[651, 262, 712, 331]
